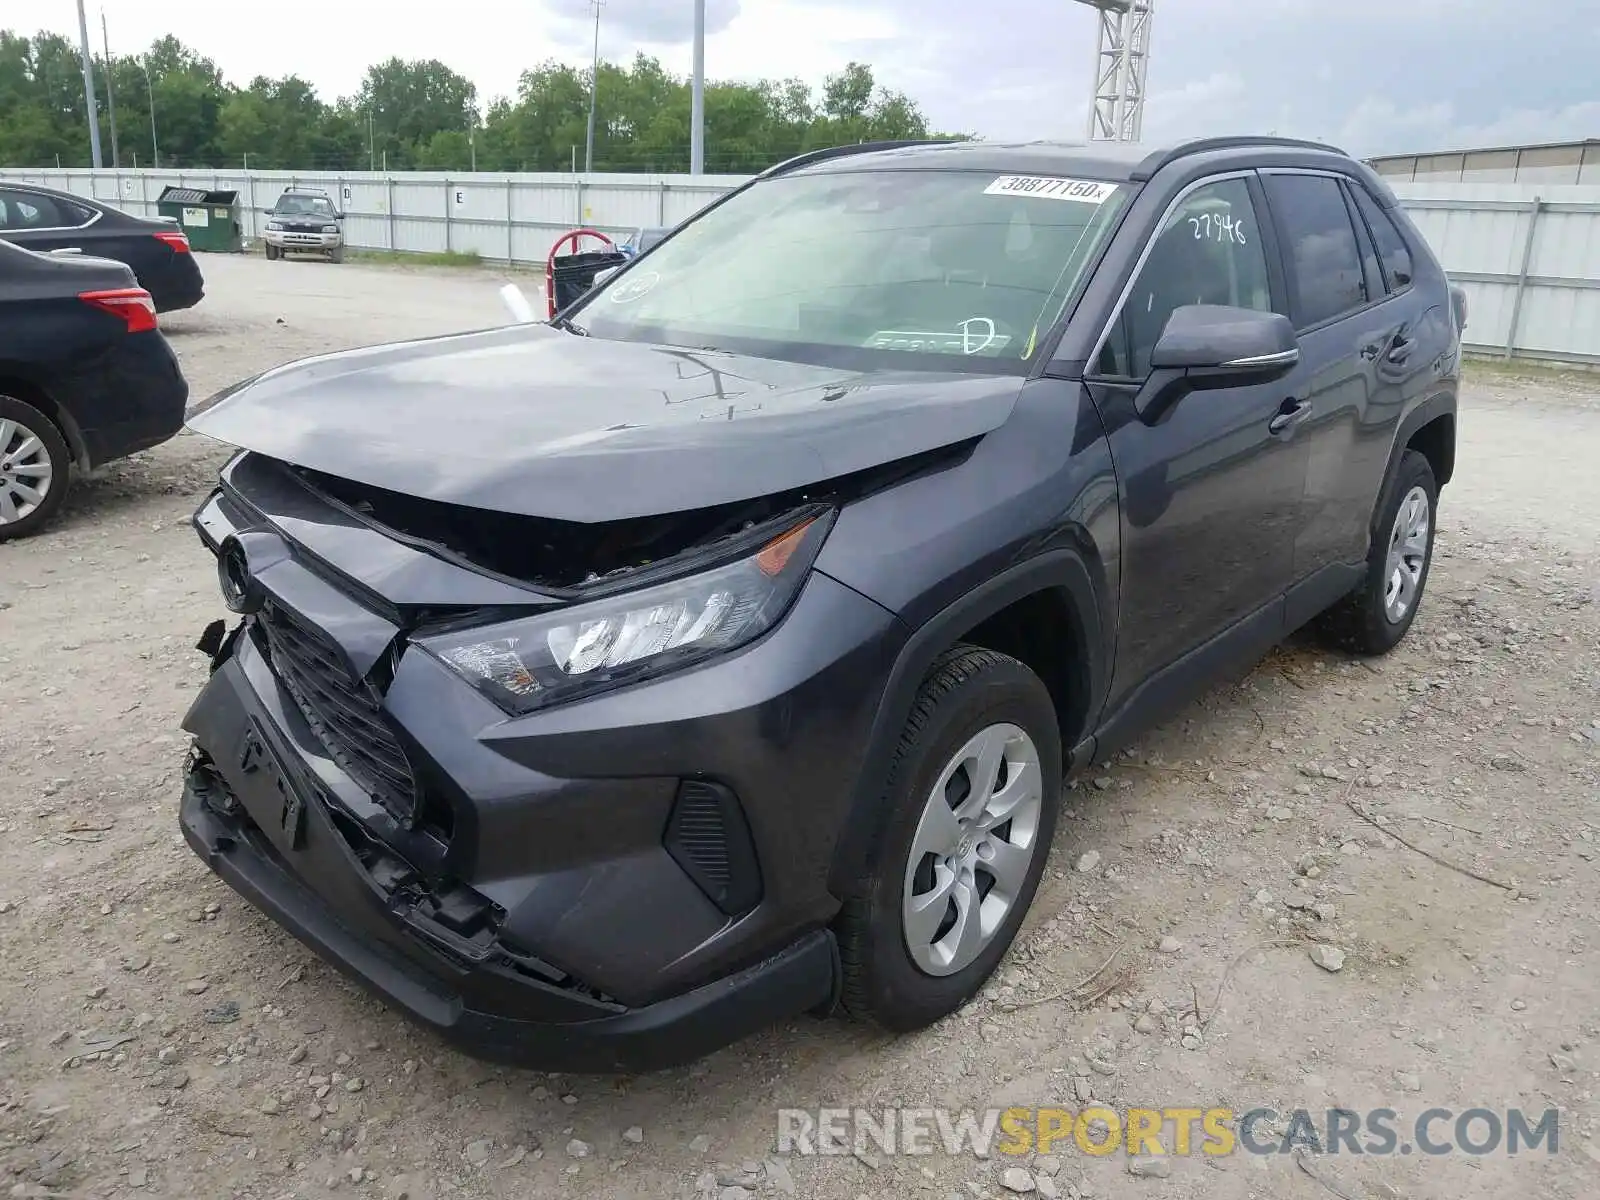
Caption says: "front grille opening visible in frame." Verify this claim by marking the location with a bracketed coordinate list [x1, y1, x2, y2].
[257, 602, 421, 827]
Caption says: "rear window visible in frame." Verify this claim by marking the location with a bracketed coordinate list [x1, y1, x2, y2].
[576, 168, 1129, 373]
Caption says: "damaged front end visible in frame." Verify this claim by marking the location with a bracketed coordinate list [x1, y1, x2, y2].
[175, 442, 918, 1068]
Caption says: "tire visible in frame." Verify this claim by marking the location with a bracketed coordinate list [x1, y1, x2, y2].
[264, 243, 280, 261]
[835, 646, 1062, 1032]
[0, 394, 72, 542]
[1316, 449, 1438, 655]
[329, 245, 344, 264]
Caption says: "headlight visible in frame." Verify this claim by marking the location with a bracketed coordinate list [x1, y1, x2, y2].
[417, 510, 831, 715]
[267, 221, 283, 231]
[321, 225, 338, 233]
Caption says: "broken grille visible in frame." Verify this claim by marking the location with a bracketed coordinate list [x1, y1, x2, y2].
[259, 603, 419, 824]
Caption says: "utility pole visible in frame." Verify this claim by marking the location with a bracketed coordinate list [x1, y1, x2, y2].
[141, 57, 158, 166]
[75, 0, 104, 168]
[690, 0, 705, 174]
[584, 0, 604, 173]
[368, 110, 375, 171]
[100, 9, 119, 168]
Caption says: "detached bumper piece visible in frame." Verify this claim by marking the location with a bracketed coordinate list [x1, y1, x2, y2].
[177, 656, 838, 1073]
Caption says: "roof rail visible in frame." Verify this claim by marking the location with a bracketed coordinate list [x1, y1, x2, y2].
[1131, 135, 1347, 181]
[758, 140, 952, 179]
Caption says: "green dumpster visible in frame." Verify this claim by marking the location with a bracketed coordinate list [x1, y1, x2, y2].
[155, 186, 244, 253]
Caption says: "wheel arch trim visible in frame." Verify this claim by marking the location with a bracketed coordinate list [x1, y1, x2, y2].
[1372, 393, 1456, 538]
[825, 549, 1106, 898]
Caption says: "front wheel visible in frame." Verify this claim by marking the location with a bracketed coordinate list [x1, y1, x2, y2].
[1316, 449, 1438, 655]
[0, 395, 71, 541]
[835, 646, 1061, 1032]
[329, 245, 344, 264]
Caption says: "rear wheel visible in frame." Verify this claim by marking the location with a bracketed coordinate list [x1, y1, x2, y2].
[835, 646, 1061, 1031]
[1316, 449, 1438, 655]
[264, 243, 280, 261]
[0, 395, 71, 541]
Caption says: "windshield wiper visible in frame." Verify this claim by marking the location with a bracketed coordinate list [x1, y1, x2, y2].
[549, 315, 589, 336]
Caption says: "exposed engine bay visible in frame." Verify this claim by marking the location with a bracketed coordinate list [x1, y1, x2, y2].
[285, 440, 970, 594]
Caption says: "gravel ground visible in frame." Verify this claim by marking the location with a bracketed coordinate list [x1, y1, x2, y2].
[1, 255, 1598, 1200]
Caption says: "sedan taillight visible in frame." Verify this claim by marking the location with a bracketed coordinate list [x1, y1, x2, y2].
[80, 287, 159, 334]
[153, 230, 191, 253]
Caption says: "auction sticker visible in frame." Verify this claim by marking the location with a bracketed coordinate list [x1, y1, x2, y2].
[984, 176, 1117, 203]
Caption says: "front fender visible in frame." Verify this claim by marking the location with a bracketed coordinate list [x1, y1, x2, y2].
[823, 548, 1107, 897]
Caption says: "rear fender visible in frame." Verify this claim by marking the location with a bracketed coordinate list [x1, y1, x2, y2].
[0, 367, 91, 468]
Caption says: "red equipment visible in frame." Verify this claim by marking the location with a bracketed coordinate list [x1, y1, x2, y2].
[545, 229, 615, 318]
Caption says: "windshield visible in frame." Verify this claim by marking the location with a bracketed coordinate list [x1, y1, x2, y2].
[577, 168, 1128, 373]
[274, 195, 334, 217]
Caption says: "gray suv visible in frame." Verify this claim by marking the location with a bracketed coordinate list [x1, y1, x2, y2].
[263, 188, 344, 262]
[179, 136, 1461, 1071]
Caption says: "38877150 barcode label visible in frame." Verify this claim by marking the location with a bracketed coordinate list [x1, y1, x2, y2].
[983, 176, 1118, 203]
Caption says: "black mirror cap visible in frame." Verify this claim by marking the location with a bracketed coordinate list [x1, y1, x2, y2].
[1150, 304, 1300, 383]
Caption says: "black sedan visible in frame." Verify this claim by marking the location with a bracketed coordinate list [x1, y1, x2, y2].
[0, 239, 189, 539]
[0, 182, 205, 313]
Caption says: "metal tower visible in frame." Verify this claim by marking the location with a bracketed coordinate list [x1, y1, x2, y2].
[1073, 0, 1155, 142]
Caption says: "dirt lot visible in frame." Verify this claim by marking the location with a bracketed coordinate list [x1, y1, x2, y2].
[2, 254, 1598, 1200]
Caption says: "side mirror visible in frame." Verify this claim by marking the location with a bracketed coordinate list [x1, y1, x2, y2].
[1149, 305, 1300, 387]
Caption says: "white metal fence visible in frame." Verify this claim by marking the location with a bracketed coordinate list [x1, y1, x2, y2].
[1390, 182, 1600, 366]
[0, 167, 747, 265]
[3, 168, 1597, 366]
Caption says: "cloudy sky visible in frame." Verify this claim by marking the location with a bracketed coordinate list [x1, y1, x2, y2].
[43, 0, 1600, 157]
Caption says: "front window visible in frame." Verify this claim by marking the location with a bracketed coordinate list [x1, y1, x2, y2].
[274, 195, 335, 217]
[576, 168, 1129, 373]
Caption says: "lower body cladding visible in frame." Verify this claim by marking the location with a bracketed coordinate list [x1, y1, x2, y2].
[178, 529, 905, 1071]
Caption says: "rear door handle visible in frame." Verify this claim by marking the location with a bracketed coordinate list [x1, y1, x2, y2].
[1268, 398, 1312, 435]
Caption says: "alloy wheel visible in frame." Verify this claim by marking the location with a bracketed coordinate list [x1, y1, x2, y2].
[1383, 484, 1431, 623]
[901, 722, 1045, 977]
[0, 416, 54, 527]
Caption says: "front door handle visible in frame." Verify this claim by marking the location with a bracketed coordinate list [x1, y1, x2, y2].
[1269, 398, 1312, 435]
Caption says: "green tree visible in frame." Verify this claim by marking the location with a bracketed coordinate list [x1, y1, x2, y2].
[0, 31, 964, 174]
[217, 75, 327, 168]
[357, 57, 477, 169]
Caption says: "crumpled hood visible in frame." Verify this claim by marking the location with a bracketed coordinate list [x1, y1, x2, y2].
[186, 323, 1023, 522]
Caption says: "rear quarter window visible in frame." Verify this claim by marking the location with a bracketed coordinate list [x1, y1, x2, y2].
[1349, 183, 1415, 291]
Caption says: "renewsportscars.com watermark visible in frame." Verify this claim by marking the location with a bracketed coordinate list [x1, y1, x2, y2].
[776, 1106, 1560, 1159]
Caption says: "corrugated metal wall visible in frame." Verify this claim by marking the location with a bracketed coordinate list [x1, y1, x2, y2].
[0, 167, 745, 259]
[1390, 182, 1600, 365]
[3, 167, 1597, 365]
[1371, 140, 1600, 185]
